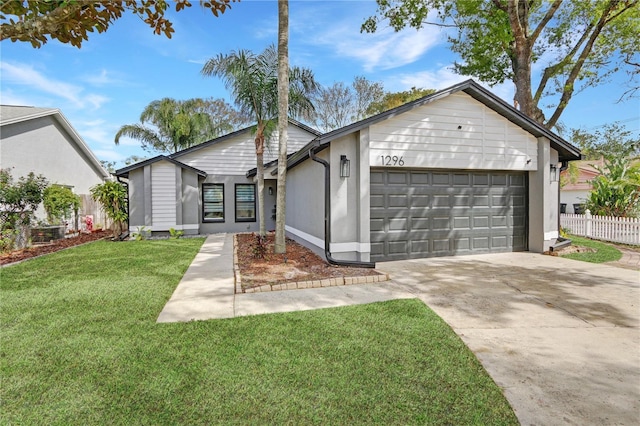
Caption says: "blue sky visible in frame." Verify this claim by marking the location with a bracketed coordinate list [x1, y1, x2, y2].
[1, 0, 638, 168]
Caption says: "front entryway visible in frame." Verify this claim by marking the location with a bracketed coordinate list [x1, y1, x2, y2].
[370, 169, 527, 261]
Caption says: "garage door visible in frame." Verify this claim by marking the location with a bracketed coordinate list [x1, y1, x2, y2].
[370, 169, 527, 261]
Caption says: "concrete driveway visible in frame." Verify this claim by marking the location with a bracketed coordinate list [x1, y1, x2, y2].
[377, 253, 640, 426]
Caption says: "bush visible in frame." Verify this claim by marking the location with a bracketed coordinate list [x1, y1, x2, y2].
[90, 181, 128, 238]
[0, 169, 48, 250]
[43, 185, 80, 225]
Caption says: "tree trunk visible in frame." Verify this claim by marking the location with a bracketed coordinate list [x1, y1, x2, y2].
[275, 0, 289, 254]
[507, 0, 545, 125]
[255, 133, 266, 236]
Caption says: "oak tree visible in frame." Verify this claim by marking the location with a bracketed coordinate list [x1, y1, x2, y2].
[363, 0, 639, 128]
[1, 0, 237, 48]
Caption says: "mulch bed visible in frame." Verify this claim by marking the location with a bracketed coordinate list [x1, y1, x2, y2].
[1, 231, 111, 266]
[236, 232, 382, 289]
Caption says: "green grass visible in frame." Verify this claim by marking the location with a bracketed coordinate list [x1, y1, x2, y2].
[1, 239, 517, 425]
[561, 235, 622, 263]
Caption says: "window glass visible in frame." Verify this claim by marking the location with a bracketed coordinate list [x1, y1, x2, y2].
[203, 184, 224, 222]
[235, 184, 256, 222]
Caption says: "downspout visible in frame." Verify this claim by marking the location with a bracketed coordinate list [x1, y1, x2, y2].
[550, 160, 571, 252]
[309, 144, 375, 268]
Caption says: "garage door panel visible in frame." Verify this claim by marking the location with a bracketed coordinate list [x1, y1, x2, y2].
[453, 216, 471, 229]
[433, 239, 451, 253]
[491, 215, 508, 227]
[410, 172, 430, 185]
[411, 195, 430, 207]
[389, 217, 408, 231]
[389, 194, 409, 207]
[388, 172, 408, 185]
[432, 195, 450, 208]
[388, 241, 408, 254]
[454, 238, 471, 251]
[473, 174, 490, 186]
[492, 235, 508, 248]
[371, 169, 527, 261]
[370, 194, 385, 207]
[453, 174, 471, 186]
[432, 173, 451, 185]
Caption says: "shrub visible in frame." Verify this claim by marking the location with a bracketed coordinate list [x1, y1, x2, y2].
[90, 181, 128, 238]
[43, 185, 80, 225]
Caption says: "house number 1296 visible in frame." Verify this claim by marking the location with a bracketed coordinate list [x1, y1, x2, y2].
[380, 155, 405, 166]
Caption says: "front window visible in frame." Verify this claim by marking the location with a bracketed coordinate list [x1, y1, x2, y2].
[203, 184, 224, 222]
[235, 184, 256, 222]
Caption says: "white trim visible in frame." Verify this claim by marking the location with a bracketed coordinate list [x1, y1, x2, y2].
[285, 225, 370, 253]
[129, 224, 199, 232]
[285, 225, 324, 248]
[545, 230, 559, 240]
[330, 242, 371, 253]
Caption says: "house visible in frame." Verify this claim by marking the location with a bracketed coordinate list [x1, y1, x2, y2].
[284, 80, 580, 262]
[117, 80, 581, 263]
[560, 159, 603, 214]
[0, 105, 110, 227]
[115, 120, 320, 235]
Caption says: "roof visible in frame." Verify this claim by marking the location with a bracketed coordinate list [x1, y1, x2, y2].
[170, 118, 321, 160]
[286, 79, 582, 170]
[0, 105, 111, 179]
[114, 155, 207, 178]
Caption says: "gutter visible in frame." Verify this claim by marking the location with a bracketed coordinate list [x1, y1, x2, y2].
[309, 144, 376, 269]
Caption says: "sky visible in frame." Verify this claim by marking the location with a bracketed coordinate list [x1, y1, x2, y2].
[1, 0, 639, 168]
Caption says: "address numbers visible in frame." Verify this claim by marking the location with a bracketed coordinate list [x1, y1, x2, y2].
[380, 155, 405, 166]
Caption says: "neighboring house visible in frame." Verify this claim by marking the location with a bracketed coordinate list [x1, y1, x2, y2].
[115, 119, 321, 235]
[0, 105, 110, 227]
[117, 80, 581, 263]
[560, 159, 604, 214]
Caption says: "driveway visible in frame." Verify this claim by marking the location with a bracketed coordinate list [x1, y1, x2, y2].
[377, 253, 640, 426]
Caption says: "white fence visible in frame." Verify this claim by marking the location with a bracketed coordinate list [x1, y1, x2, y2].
[561, 211, 640, 246]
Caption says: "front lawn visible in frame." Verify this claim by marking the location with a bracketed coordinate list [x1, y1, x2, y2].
[1, 239, 517, 425]
[560, 235, 622, 263]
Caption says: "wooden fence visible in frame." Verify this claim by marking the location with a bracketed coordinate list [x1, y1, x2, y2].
[561, 211, 640, 246]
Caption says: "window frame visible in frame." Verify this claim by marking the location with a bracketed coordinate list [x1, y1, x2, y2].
[235, 183, 256, 223]
[202, 183, 225, 223]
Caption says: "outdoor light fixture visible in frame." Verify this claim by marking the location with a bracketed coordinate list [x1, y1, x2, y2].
[550, 164, 558, 182]
[268, 187, 273, 195]
[340, 155, 350, 178]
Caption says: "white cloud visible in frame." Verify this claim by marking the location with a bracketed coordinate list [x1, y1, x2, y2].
[82, 69, 129, 87]
[297, 8, 444, 72]
[0, 61, 109, 110]
[315, 24, 440, 72]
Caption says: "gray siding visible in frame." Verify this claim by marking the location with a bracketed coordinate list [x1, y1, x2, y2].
[151, 161, 177, 229]
[177, 125, 315, 176]
[181, 170, 200, 234]
[128, 168, 146, 229]
[285, 151, 326, 250]
[369, 92, 538, 171]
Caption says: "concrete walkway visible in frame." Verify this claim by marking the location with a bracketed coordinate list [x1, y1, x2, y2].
[157, 233, 414, 322]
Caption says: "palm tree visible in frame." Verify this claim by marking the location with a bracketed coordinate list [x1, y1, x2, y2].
[114, 98, 217, 154]
[202, 44, 317, 236]
[275, 0, 289, 254]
